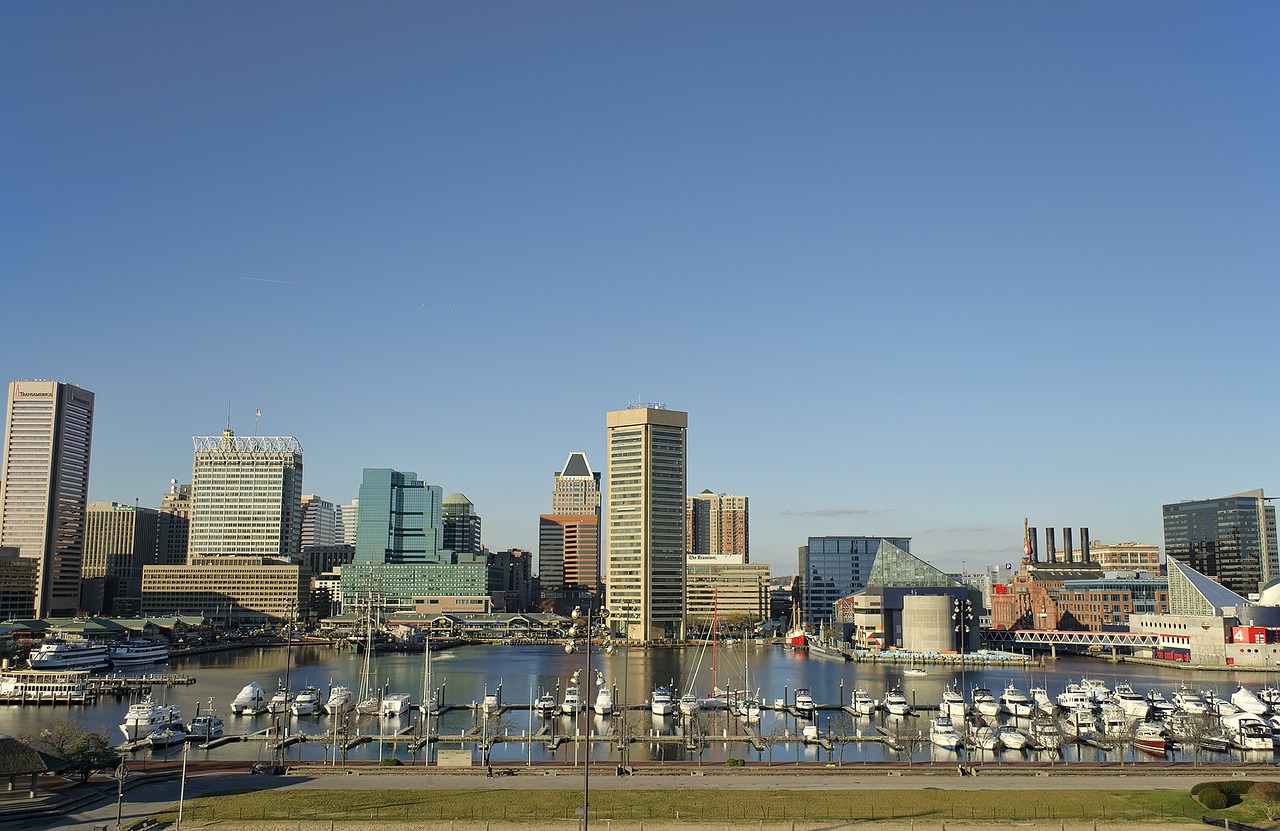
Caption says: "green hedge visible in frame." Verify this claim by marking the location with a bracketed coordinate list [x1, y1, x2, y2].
[1191, 781, 1254, 797]
[1197, 787, 1228, 811]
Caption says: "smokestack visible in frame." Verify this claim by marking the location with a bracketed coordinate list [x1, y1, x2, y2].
[1063, 527, 1074, 563]
[1080, 527, 1091, 564]
[1028, 527, 1039, 563]
[1045, 527, 1057, 563]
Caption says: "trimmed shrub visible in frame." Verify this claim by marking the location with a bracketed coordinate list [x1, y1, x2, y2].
[1192, 781, 1254, 797]
[1198, 786, 1228, 810]
[379, 757, 403, 767]
[724, 758, 746, 767]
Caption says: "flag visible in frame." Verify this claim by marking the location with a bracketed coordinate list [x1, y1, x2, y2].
[255, 409, 262, 419]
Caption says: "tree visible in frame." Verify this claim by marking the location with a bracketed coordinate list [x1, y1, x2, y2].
[1252, 782, 1280, 821]
[26, 717, 118, 782]
[831, 713, 855, 766]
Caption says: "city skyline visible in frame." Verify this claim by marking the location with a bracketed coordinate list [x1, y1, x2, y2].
[4, 4, 1277, 575]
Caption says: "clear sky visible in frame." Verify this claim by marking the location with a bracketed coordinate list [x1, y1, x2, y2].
[2, 2, 1277, 576]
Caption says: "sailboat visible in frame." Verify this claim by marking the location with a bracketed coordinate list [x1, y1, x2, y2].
[354, 598, 380, 715]
[732, 629, 761, 723]
[785, 598, 807, 649]
[418, 630, 438, 716]
[903, 653, 927, 677]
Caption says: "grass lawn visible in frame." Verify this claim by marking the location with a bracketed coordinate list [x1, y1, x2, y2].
[152, 788, 1210, 825]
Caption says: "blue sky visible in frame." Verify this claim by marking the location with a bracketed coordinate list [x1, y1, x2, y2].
[3, 2, 1277, 575]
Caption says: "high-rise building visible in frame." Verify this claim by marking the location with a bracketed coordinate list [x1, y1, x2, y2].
[553, 452, 601, 514]
[156, 481, 192, 566]
[1163, 489, 1278, 598]
[337, 498, 359, 547]
[0, 380, 95, 617]
[0, 546, 37, 620]
[686, 490, 749, 563]
[442, 493, 482, 554]
[605, 405, 687, 642]
[487, 548, 534, 612]
[1086, 541, 1162, 573]
[798, 535, 911, 626]
[188, 430, 303, 559]
[300, 494, 338, 549]
[83, 502, 158, 610]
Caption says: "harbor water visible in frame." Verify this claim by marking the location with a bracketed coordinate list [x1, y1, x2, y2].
[0, 641, 1272, 766]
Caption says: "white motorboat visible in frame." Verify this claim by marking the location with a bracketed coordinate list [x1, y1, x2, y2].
[1231, 685, 1269, 716]
[1000, 684, 1034, 718]
[971, 687, 999, 718]
[1204, 690, 1240, 717]
[882, 685, 911, 717]
[1056, 683, 1094, 712]
[794, 687, 815, 716]
[1259, 686, 1280, 708]
[1030, 686, 1054, 715]
[1146, 689, 1176, 717]
[593, 684, 614, 716]
[852, 688, 878, 717]
[678, 692, 700, 716]
[561, 683, 583, 715]
[997, 726, 1029, 750]
[230, 681, 267, 715]
[1171, 686, 1207, 715]
[968, 725, 1001, 753]
[324, 684, 354, 715]
[1079, 677, 1110, 702]
[534, 692, 558, 716]
[650, 686, 675, 716]
[940, 684, 966, 720]
[1110, 684, 1151, 720]
[146, 726, 188, 748]
[930, 715, 961, 750]
[381, 692, 411, 717]
[291, 686, 321, 716]
[266, 681, 292, 714]
[733, 695, 762, 723]
[108, 638, 170, 668]
[1032, 717, 1062, 750]
[1100, 702, 1129, 736]
[482, 690, 501, 716]
[188, 713, 224, 741]
[121, 695, 182, 742]
[1062, 706, 1099, 740]
[1221, 712, 1273, 751]
[27, 637, 110, 672]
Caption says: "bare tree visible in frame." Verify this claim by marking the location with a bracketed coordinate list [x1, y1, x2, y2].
[1252, 782, 1280, 821]
[831, 713, 855, 766]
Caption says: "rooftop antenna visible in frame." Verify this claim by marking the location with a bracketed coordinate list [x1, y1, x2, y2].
[226, 398, 233, 432]
[255, 408, 261, 436]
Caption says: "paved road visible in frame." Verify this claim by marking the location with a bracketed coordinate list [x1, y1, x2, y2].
[26, 768, 1276, 831]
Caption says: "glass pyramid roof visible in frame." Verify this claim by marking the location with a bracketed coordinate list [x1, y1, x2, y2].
[1166, 557, 1249, 616]
[866, 539, 961, 589]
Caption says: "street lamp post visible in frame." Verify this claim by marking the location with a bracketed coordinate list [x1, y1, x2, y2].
[565, 604, 614, 831]
[114, 760, 129, 831]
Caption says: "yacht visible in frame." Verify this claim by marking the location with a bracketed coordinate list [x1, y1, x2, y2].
[1032, 717, 1062, 751]
[1231, 685, 1270, 716]
[794, 688, 816, 716]
[1056, 683, 1094, 712]
[997, 725, 1029, 750]
[593, 683, 614, 716]
[0, 669, 92, 705]
[733, 694, 762, 723]
[1221, 712, 1273, 751]
[1062, 706, 1099, 740]
[108, 638, 170, 669]
[1079, 677, 1110, 702]
[1171, 686, 1207, 715]
[940, 684, 967, 721]
[324, 685, 354, 715]
[971, 687, 999, 718]
[882, 685, 911, 717]
[1030, 686, 1054, 715]
[851, 688, 878, 717]
[1259, 686, 1280, 709]
[967, 724, 1001, 753]
[146, 726, 188, 748]
[1204, 690, 1240, 717]
[1132, 721, 1167, 756]
[230, 681, 267, 715]
[266, 680, 292, 715]
[121, 695, 182, 742]
[1110, 684, 1151, 720]
[929, 715, 961, 750]
[999, 684, 1034, 718]
[380, 692, 412, 717]
[188, 712, 225, 741]
[1099, 702, 1129, 736]
[1146, 689, 1176, 717]
[561, 683, 583, 715]
[291, 686, 321, 716]
[678, 692, 701, 716]
[650, 686, 675, 716]
[27, 638, 110, 672]
[534, 692, 558, 717]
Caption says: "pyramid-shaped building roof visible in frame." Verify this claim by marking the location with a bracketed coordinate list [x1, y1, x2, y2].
[1166, 557, 1249, 616]
[866, 540, 961, 589]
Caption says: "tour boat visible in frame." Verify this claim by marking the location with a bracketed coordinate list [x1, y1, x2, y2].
[794, 687, 816, 716]
[290, 686, 321, 716]
[27, 638, 110, 672]
[0, 669, 93, 705]
[324, 685, 354, 715]
[121, 695, 182, 742]
[1132, 721, 1168, 756]
[999, 684, 1034, 718]
[108, 638, 170, 668]
[1231, 685, 1270, 716]
[380, 692, 412, 717]
[230, 681, 267, 715]
[650, 685, 675, 716]
[929, 715, 961, 750]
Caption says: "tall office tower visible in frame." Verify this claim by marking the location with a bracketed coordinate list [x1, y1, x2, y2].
[83, 502, 158, 609]
[0, 380, 95, 617]
[0, 547, 37, 620]
[538, 514, 601, 591]
[156, 481, 192, 566]
[553, 452, 601, 514]
[605, 405, 687, 642]
[1163, 489, 1278, 598]
[798, 535, 911, 626]
[442, 493, 483, 554]
[686, 490, 749, 563]
[188, 429, 304, 559]
[300, 494, 338, 549]
[338, 499, 359, 547]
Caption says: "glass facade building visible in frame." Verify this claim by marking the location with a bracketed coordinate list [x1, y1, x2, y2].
[799, 535, 910, 626]
[1163, 490, 1277, 598]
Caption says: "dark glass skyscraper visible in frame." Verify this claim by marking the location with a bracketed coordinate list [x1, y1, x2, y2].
[799, 535, 910, 625]
[1163, 489, 1277, 598]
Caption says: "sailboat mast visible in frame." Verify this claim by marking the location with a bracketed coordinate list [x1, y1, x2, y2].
[710, 590, 718, 696]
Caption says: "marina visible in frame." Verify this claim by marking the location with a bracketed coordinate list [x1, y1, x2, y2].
[5, 641, 1280, 767]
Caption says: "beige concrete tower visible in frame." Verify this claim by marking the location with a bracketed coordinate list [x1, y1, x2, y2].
[189, 429, 303, 559]
[0, 380, 95, 617]
[605, 405, 687, 642]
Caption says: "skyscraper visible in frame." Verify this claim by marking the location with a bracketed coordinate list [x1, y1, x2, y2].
[338, 498, 359, 547]
[155, 481, 192, 566]
[686, 490, 749, 563]
[188, 429, 303, 559]
[798, 535, 911, 626]
[0, 380, 95, 617]
[605, 405, 687, 642]
[442, 493, 482, 554]
[83, 501, 158, 611]
[1163, 489, 1278, 598]
[300, 494, 338, 549]
[539, 452, 602, 602]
